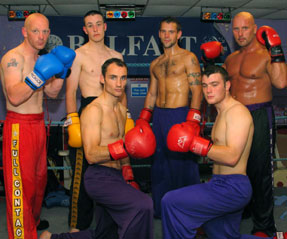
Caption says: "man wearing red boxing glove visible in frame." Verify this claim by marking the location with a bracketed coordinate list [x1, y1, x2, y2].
[164, 65, 287, 239]
[223, 11, 287, 237]
[138, 17, 203, 218]
[65, 10, 126, 233]
[40, 58, 154, 239]
[223, 12, 287, 237]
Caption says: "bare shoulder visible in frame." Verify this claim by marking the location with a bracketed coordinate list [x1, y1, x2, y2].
[1, 47, 23, 65]
[1, 47, 24, 77]
[184, 49, 197, 58]
[184, 49, 200, 64]
[225, 50, 240, 63]
[150, 55, 162, 68]
[75, 44, 89, 59]
[227, 101, 252, 122]
[81, 99, 102, 122]
[107, 47, 123, 59]
[254, 46, 269, 61]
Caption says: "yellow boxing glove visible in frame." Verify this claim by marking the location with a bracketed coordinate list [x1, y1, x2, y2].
[125, 109, 135, 134]
[65, 112, 82, 148]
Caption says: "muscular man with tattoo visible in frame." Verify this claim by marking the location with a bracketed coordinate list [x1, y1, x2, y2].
[137, 17, 202, 218]
[0, 13, 75, 239]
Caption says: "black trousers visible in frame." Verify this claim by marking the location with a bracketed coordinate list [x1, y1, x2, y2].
[246, 102, 276, 236]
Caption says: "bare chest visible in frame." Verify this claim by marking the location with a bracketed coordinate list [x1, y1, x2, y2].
[226, 52, 267, 80]
[101, 108, 125, 140]
[211, 116, 226, 145]
[153, 57, 185, 79]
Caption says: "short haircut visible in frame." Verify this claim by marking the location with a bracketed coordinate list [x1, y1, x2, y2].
[84, 10, 105, 25]
[202, 65, 229, 83]
[159, 17, 182, 32]
[102, 58, 127, 77]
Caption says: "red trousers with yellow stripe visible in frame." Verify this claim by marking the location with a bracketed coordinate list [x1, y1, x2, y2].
[3, 111, 47, 239]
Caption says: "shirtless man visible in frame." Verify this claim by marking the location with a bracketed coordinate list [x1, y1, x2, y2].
[40, 58, 154, 239]
[65, 10, 125, 232]
[164, 65, 287, 239]
[222, 12, 287, 237]
[0, 13, 75, 239]
[137, 16, 202, 218]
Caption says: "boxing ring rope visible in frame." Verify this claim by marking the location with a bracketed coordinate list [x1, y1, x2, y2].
[0, 115, 287, 172]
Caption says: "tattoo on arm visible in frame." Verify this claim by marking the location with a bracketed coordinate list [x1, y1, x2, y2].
[7, 58, 18, 68]
[188, 72, 201, 85]
[191, 58, 200, 67]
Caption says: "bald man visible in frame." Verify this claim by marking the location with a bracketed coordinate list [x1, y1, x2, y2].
[223, 11, 287, 237]
[0, 13, 75, 239]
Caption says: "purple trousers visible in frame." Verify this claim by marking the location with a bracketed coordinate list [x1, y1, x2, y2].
[161, 174, 274, 239]
[51, 165, 153, 239]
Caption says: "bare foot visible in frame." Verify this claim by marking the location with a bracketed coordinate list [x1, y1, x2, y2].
[39, 230, 52, 239]
[70, 228, 80, 233]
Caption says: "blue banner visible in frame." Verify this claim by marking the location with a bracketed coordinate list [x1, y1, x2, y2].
[47, 16, 231, 76]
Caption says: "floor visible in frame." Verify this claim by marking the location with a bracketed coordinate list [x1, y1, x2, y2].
[0, 187, 286, 239]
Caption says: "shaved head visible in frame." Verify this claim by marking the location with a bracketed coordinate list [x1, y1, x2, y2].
[233, 12, 255, 26]
[24, 13, 49, 29]
[22, 13, 50, 50]
[231, 11, 257, 47]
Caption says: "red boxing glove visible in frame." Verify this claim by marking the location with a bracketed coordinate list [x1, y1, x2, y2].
[136, 108, 153, 128]
[108, 139, 128, 161]
[256, 26, 286, 63]
[167, 122, 199, 152]
[108, 125, 156, 160]
[185, 108, 201, 136]
[200, 41, 223, 67]
[189, 136, 213, 157]
[125, 124, 156, 159]
[122, 165, 140, 190]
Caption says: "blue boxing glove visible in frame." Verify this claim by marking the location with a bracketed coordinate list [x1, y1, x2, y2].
[25, 54, 64, 90]
[51, 46, 76, 79]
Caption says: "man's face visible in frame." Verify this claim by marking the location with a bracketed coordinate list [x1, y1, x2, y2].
[24, 17, 50, 50]
[83, 14, 106, 43]
[159, 22, 181, 49]
[232, 16, 256, 47]
[103, 63, 127, 98]
[202, 73, 229, 105]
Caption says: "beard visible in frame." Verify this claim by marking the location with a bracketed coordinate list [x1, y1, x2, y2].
[162, 40, 177, 49]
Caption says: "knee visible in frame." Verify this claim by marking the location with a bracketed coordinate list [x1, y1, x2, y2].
[161, 190, 175, 209]
[136, 193, 153, 213]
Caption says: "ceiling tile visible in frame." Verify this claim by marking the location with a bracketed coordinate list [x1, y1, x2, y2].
[182, 7, 203, 17]
[45, 4, 100, 16]
[243, 0, 287, 8]
[232, 8, 282, 19]
[194, 0, 245, 8]
[49, 0, 99, 3]
[98, 0, 148, 5]
[0, 0, 47, 3]
[148, 0, 197, 5]
[144, 5, 189, 17]
[256, 9, 287, 20]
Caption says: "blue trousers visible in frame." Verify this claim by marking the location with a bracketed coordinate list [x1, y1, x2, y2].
[52, 165, 153, 239]
[161, 174, 274, 239]
[151, 106, 200, 218]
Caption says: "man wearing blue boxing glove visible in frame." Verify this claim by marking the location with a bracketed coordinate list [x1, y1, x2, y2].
[0, 13, 75, 239]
